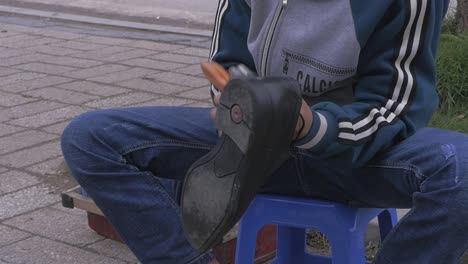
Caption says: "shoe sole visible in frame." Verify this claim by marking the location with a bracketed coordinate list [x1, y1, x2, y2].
[181, 77, 302, 252]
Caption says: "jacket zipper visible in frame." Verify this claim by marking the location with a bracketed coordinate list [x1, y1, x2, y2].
[260, 0, 288, 77]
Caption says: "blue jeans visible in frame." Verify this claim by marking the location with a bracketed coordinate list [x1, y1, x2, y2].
[61, 106, 468, 264]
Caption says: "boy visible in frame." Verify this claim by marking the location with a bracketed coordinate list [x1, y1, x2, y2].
[62, 0, 468, 263]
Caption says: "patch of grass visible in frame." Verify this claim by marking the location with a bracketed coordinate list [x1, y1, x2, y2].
[430, 108, 468, 134]
[432, 32, 468, 133]
[435, 33, 468, 113]
[441, 16, 459, 35]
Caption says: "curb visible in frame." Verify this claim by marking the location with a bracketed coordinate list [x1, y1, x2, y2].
[0, 5, 213, 37]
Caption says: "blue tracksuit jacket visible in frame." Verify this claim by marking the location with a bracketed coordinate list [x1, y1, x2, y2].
[210, 0, 449, 166]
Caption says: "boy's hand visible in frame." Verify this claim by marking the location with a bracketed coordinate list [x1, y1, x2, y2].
[200, 62, 229, 121]
[295, 100, 313, 141]
[201, 62, 313, 141]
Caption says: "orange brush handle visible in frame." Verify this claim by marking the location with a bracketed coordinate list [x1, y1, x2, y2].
[201, 62, 230, 92]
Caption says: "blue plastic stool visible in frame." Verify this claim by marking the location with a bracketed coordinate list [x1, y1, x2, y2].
[235, 195, 398, 264]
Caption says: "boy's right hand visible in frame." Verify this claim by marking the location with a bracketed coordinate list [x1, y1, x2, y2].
[201, 62, 257, 122]
[201, 62, 313, 141]
[200, 62, 230, 122]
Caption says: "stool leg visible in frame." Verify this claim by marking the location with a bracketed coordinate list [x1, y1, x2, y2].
[329, 228, 366, 264]
[235, 219, 264, 264]
[377, 209, 398, 241]
[276, 226, 306, 264]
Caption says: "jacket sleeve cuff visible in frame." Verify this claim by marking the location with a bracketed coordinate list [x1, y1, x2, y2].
[293, 110, 338, 152]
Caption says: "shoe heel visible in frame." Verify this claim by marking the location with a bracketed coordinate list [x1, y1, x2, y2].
[215, 79, 257, 153]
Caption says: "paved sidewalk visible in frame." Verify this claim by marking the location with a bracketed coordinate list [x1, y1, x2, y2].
[0, 18, 213, 264]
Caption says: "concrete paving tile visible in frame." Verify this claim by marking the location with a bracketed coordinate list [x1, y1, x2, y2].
[35, 29, 85, 40]
[57, 81, 129, 97]
[0, 170, 40, 194]
[0, 237, 126, 264]
[175, 64, 204, 76]
[122, 58, 185, 71]
[63, 64, 129, 79]
[21, 37, 63, 47]
[184, 39, 211, 49]
[71, 46, 134, 60]
[0, 48, 33, 59]
[51, 202, 87, 217]
[0, 47, 8, 55]
[76, 36, 132, 45]
[149, 53, 205, 65]
[101, 49, 159, 62]
[0, 225, 30, 247]
[87, 68, 156, 84]
[85, 92, 160, 109]
[0, 66, 21, 77]
[0, 185, 60, 220]
[172, 47, 210, 58]
[27, 157, 77, 192]
[0, 53, 53, 67]
[41, 120, 72, 135]
[4, 208, 103, 246]
[0, 101, 66, 122]
[23, 87, 100, 104]
[50, 202, 88, 218]
[0, 37, 63, 49]
[25, 157, 64, 177]
[148, 72, 209, 88]
[87, 239, 138, 263]
[8, 106, 90, 128]
[117, 78, 192, 94]
[2, 23, 41, 33]
[0, 24, 42, 34]
[0, 30, 22, 38]
[0, 72, 46, 86]
[26, 45, 81, 56]
[122, 40, 185, 51]
[50, 40, 108, 51]
[184, 101, 213, 108]
[0, 141, 62, 168]
[0, 123, 24, 137]
[176, 87, 211, 101]
[0, 130, 56, 155]
[132, 97, 193, 107]
[0, 35, 37, 47]
[0, 76, 73, 93]
[0, 91, 37, 107]
[39, 56, 104, 68]
[13, 62, 77, 75]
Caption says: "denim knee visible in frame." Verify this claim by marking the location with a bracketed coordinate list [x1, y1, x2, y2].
[423, 139, 468, 217]
[61, 110, 109, 182]
[62, 110, 97, 152]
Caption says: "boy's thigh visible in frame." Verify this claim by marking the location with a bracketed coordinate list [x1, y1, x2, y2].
[89, 106, 218, 150]
[108, 106, 219, 179]
[63, 106, 219, 184]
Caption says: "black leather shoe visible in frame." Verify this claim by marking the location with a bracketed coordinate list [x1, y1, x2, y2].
[181, 77, 302, 252]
